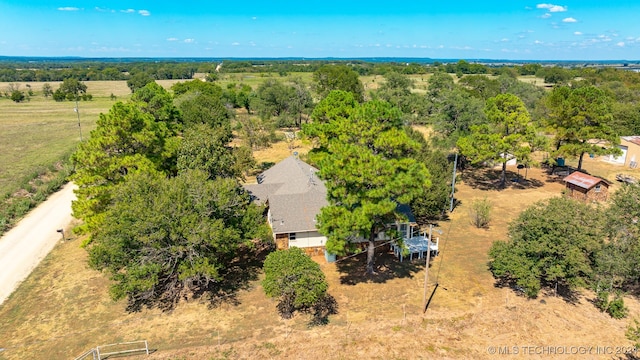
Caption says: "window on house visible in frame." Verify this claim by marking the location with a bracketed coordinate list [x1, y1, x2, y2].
[289, 233, 296, 241]
[595, 185, 601, 193]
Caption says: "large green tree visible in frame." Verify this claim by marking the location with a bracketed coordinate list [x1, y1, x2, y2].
[127, 72, 155, 93]
[71, 101, 177, 238]
[177, 123, 251, 180]
[88, 170, 270, 308]
[406, 128, 453, 222]
[131, 82, 181, 126]
[375, 72, 428, 122]
[312, 65, 365, 102]
[305, 100, 430, 274]
[457, 93, 541, 187]
[543, 85, 620, 170]
[489, 197, 604, 298]
[429, 87, 485, 146]
[176, 92, 231, 129]
[595, 184, 640, 292]
[53, 78, 88, 101]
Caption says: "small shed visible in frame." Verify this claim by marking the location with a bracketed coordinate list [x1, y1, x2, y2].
[563, 171, 611, 202]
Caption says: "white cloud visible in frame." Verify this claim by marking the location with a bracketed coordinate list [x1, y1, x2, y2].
[598, 34, 612, 42]
[252, 16, 257, 20]
[166, 38, 178, 42]
[534, 40, 544, 44]
[121, 9, 135, 13]
[617, 42, 625, 47]
[138, 10, 151, 16]
[541, 13, 551, 19]
[501, 38, 509, 42]
[563, 17, 577, 23]
[58, 7, 79, 11]
[231, 42, 240, 46]
[574, 31, 583, 35]
[536, 3, 567, 12]
[184, 38, 195, 43]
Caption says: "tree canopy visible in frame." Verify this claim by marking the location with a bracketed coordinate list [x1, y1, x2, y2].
[88, 170, 270, 309]
[304, 100, 430, 274]
[53, 78, 89, 101]
[457, 93, 542, 187]
[313, 65, 365, 102]
[71, 101, 177, 238]
[543, 85, 620, 170]
[489, 197, 603, 298]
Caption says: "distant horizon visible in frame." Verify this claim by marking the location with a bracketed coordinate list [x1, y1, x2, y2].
[1, 55, 640, 64]
[3, 1, 640, 60]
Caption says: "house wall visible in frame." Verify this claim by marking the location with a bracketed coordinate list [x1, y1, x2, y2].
[275, 233, 288, 250]
[621, 139, 640, 168]
[565, 183, 609, 202]
[275, 231, 327, 257]
[288, 231, 327, 248]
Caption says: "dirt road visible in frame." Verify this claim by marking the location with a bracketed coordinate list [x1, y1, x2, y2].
[0, 182, 76, 305]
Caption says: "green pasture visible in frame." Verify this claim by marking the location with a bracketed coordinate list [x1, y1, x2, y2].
[0, 81, 130, 197]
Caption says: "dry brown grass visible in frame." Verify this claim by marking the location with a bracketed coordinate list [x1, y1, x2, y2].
[1, 77, 638, 359]
[2, 153, 640, 359]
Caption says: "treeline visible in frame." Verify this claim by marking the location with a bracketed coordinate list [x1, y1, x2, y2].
[4, 58, 640, 86]
[0, 60, 209, 82]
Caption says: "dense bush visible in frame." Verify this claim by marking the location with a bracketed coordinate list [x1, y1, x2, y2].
[262, 247, 337, 324]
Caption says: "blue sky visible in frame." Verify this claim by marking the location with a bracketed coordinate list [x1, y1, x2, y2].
[1, 1, 640, 60]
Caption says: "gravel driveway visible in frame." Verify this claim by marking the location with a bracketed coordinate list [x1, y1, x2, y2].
[0, 182, 76, 305]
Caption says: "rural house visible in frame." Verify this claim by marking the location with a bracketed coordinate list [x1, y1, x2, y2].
[243, 155, 424, 257]
[605, 136, 640, 168]
[563, 171, 611, 202]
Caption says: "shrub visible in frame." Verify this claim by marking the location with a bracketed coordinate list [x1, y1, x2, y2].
[596, 290, 628, 319]
[262, 247, 337, 324]
[470, 197, 492, 228]
[10, 90, 25, 103]
[626, 318, 640, 348]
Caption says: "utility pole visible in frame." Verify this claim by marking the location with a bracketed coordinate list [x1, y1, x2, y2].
[423, 224, 433, 312]
[75, 97, 83, 141]
[449, 152, 458, 212]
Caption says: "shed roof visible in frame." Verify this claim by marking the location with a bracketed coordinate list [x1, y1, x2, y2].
[563, 171, 609, 190]
[622, 136, 640, 147]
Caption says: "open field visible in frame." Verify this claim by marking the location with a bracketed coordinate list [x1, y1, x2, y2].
[0, 81, 131, 197]
[1, 137, 639, 359]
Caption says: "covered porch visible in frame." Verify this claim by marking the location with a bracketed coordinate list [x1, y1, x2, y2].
[391, 228, 439, 262]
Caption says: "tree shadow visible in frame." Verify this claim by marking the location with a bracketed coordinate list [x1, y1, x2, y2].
[125, 241, 271, 312]
[540, 283, 580, 305]
[461, 167, 544, 191]
[193, 241, 272, 309]
[336, 247, 427, 285]
[491, 278, 580, 305]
